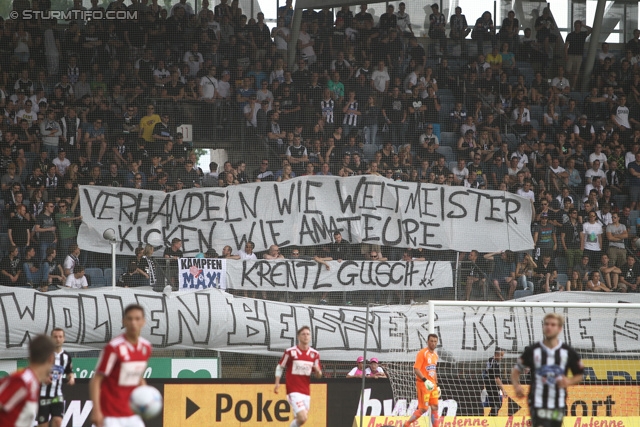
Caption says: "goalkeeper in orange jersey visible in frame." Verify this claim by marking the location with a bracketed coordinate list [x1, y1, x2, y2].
[404, 333, 441, 427]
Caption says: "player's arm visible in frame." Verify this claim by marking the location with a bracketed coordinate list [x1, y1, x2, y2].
[313, 359, 323, 379]
[274, 362, 284, 393]
[64, 360, 75, 386]
[557, 349, 584, 389]
[89, 373, 105, 427]
[511, 349, 531, 398]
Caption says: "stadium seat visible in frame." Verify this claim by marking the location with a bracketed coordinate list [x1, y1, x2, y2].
[436, 146, 455, 164]
[85, 268, 104, 287]
[557, 273, 568, 289]
[514, 289, 533, 299]
[440, 132, 457, 147]
[555, 257, 568, 275]
[91, 277, 108, 287]
[363, 144, 381, 162]
[530, 119, 540, 131]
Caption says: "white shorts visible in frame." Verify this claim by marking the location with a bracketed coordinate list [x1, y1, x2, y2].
[104, 415, 145, 427]
[287, 392, 310, 415]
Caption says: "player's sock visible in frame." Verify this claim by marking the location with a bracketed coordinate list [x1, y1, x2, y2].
[404, 409, 422, 427]
[431, 412, 441, 427]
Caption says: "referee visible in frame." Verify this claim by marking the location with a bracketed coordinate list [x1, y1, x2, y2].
[483, 348, 506, 416]
[511, 313, 584, 427]
[38, 328, 75, 427]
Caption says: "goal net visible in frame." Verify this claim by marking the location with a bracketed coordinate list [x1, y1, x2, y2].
[378, 300, 640, 418]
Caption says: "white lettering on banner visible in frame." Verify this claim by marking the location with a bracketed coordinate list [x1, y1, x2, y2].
[77, 176, 534, 255]
[1, 287, 638, 360]
[177, 259, 453, 292]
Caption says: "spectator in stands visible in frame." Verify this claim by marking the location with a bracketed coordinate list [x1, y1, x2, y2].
[464, 250, 487, 301]
[606, 213, 628, 268]
[599, 253, 621, 291]
[564, 21, 592, 89]
[619, 254, 640, 293]
[484, 250, 516, 300]
[382, 87, 406, 148]
[449, 7, 470, 56]
[533, 254, 559, 292]
[263, 245, 284, 260]
[346, 356, 365, 378]
[365, 358, 387, 378]
[163, 238, 183, 260]
[64, 265, 89, 289]
[628, 152, 640, 210]
[428, 3, 447, 56]
[611, 95, 632, 139]
[581, 210, 603, 268]
[55, 201, 81, 260]
[586, 270, 611, 292]
[471, 11, 496, 55]
[511, 100, 532, 133]
[533, 214, 556, 261]
[0, 246, 23, 287]
[34, 202, 57, 262]
[237, 241, 257, 260]
[8, 204, 30, 255]
[22, 246, 49, 290]
[83, 117, 107, 166]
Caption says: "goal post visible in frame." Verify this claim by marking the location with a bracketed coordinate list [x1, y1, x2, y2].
[373, 300, 640, 421]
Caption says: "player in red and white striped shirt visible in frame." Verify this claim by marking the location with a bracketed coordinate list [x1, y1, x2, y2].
[0, 335, 55, 427]
[90, 304, 152, 427]
[274, 326, 322, 427]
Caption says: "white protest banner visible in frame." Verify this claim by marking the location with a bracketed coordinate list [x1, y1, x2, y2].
[223, 259, 453, 292]
[1, 287, 638, 360]
[77, 176, 534, 255]
[178, 258, 226, 291]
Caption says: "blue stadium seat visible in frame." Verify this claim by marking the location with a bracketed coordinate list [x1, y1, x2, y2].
[363, 144, 381, 162]
[530, 119, 540, 131]
[555, 257, 568, 275]
[557, 273, 568, 289]
[529, 105, 544, 124]
[440, 132, 458, 147]
[514, 289, 533, 299]
[85, 268, 104, 287]
[436, 146, 455, 164]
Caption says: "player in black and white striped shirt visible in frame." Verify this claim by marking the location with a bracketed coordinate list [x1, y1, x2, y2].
[37, 328, 74, 427]
[511, 313, 584, 427]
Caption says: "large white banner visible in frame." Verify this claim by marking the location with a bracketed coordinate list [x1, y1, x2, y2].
[77, 176, 534, 255]
[0, 287, 638, 360]
[178, 259, 453, 292]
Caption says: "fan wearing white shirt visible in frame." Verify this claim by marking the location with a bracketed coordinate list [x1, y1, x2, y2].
[585, 160, 607, 183]
[588, 143, 608, 170]
[516, 181, 536, 203]
[183, 43, 205, 77]
[64, 265, 88, 289]
[451, 159, 469, 185]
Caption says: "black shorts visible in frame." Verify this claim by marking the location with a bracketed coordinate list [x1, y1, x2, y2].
[37, 401, 65, 423]
[530, 408, 564, 427]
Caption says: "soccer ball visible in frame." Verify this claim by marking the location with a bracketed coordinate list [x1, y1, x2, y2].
[129, 385, 163, 419]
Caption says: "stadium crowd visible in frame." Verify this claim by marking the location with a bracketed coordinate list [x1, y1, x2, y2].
[1, 0, 640, 300]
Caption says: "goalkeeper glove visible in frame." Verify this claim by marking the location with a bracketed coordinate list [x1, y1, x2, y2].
[423, 378, 435, 390]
